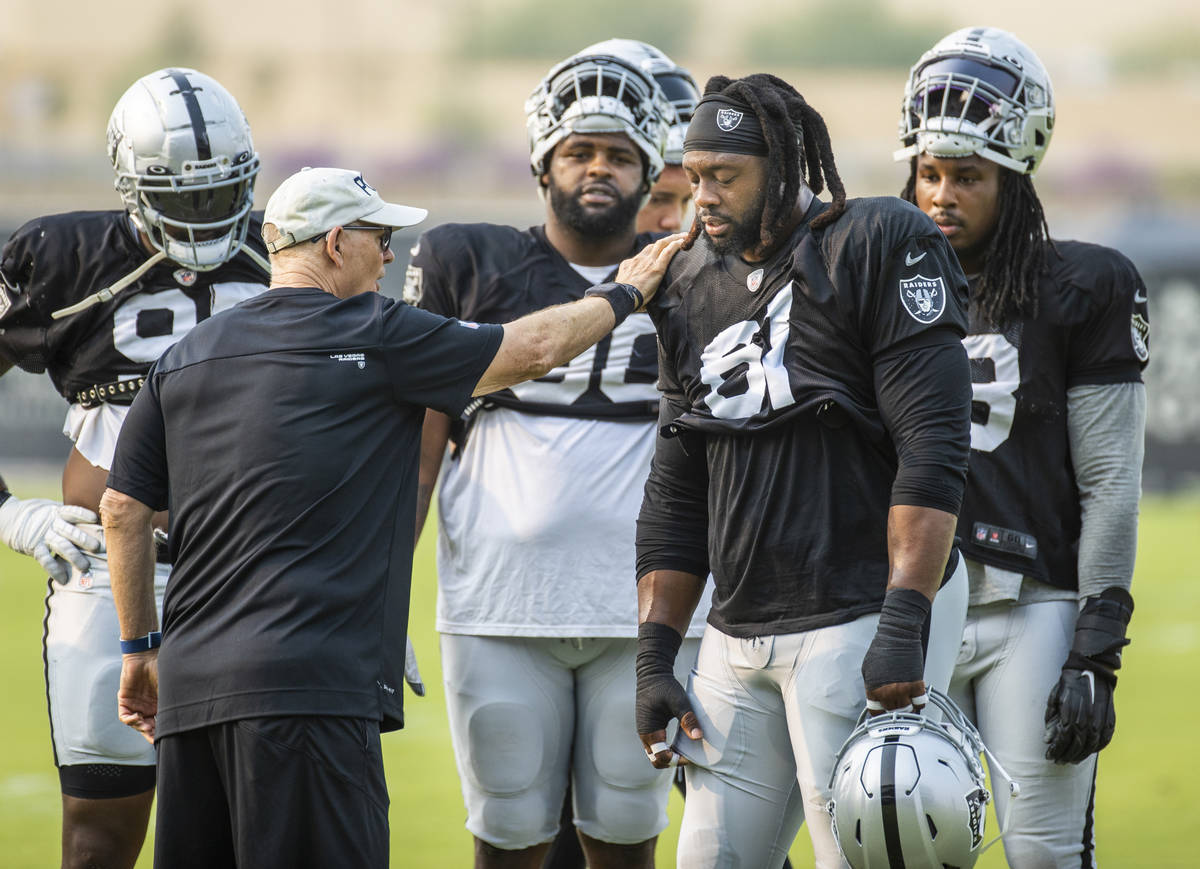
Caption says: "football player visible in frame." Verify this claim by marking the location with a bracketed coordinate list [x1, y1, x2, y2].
[895, 28, 1145, 867]
[603, 39, 702, 235]
[405, 43, 707, 869]
[632, 73, 974, 868]
[0, 68, 269, 869]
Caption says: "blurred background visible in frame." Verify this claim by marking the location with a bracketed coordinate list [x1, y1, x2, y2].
[2, 0, 1198, 485]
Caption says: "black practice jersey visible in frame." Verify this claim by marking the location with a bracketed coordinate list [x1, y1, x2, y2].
[958, 240, 1149, 589]
[0, 211, 269, 402]
[405, 223, 661, 420]
[638, 197, 973, 636]
[108, 288, 503, 735]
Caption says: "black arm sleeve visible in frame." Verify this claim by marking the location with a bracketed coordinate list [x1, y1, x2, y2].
[635, 393, 710, 581]
[875, 331, 972, 515]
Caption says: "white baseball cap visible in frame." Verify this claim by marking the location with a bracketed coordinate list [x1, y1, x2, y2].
[263, 167, 428, 252]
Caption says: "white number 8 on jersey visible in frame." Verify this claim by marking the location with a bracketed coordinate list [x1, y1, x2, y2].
[963, 332, 1019, 452]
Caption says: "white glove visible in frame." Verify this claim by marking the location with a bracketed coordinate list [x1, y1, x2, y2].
[0, 495, 102, 583]
[404, 636, 426, 697]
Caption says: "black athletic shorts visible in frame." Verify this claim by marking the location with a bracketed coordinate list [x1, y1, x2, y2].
[155, 715, 390, 868]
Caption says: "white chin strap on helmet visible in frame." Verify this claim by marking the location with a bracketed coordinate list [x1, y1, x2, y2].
[526, 48, 673, 199]
[894, 26, 1055, 176]
[826, 688, 1019, 869]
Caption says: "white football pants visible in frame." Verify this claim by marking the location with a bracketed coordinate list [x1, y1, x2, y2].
[951, 596, 1099, 869]
[672, 559, 968, 868]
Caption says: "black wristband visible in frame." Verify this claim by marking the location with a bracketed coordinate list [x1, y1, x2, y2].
[862, 587, 932, 692]
[585, 282, 644, 326]
[635, 621, 685, 734]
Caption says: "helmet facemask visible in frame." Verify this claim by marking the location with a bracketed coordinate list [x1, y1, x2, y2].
[895, 28, 1054, 176]
[108, 68, 260, 271]
[526, 52, 673, 189]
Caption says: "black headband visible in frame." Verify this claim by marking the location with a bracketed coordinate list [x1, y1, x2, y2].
[683, 94, 769, 157]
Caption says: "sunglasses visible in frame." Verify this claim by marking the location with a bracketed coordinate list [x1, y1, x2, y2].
[311, 224, 393, 253]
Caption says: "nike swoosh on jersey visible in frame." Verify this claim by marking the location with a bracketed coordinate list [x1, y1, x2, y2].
[1134, 290, 1148, 303]
[905, 251, 927, 266]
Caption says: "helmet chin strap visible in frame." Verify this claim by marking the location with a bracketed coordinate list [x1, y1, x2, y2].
[50, 250, 168, 319]
[51, 242, 271, 320]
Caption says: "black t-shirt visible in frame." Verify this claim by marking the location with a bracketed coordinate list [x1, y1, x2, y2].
[406, 223, 661, 420]
[637, 197, 972, 636]
[107, 287, 502, 737]
[958, 240, 1149, 588]
[0, 210, 269, 401]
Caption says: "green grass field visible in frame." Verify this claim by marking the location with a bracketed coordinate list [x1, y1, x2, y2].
[0, 477, 1195, 867]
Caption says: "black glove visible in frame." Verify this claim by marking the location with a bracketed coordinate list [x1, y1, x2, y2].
[635, 622, 692, 736]
[1044, 588, 1134, 764]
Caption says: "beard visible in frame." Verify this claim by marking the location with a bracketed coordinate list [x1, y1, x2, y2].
[548, 176, 642, 239]
[699, 187, 767, 257]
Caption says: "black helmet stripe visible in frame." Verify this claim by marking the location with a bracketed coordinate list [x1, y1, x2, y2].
[880, 735, 906, 868]
[164, 69, 212, 161]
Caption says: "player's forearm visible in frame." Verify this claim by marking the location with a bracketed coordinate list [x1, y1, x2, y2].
[637, 569, 705, 635]
[1069, 382, 1145, 598]
[472, 296, 615, 396]
[885, 504, 957, 601]
[99, 488, 158, 639]
[415, 409, 451, 540]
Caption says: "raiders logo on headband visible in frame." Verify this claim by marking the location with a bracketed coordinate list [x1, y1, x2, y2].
[717, 108, 744, 131]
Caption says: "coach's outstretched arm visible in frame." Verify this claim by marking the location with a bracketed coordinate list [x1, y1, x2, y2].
[471, 234, 684, 397]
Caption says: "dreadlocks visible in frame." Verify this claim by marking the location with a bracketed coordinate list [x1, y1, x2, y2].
[683, 74, 847, 259]
[902, 162, 1053, 328]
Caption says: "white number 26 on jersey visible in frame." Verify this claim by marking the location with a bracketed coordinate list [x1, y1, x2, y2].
[699, 282, 796, 419]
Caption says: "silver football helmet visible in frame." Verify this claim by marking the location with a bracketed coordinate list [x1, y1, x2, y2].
[526, 44, 674, 184]
[579, 39, 699, 166]
[827, 689, 1018, 869]
[107, 68, 260, 270]
[895, 27, 1054, 175]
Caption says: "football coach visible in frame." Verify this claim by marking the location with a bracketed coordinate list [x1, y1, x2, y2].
[99, 166, 684, 869]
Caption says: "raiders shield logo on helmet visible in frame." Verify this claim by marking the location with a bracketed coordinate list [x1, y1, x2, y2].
[898, 275, 946, 324]
[717, 108, 743, 131]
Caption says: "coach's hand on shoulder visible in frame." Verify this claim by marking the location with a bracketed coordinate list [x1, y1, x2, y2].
[1044, 588, 1134, 764]
[636, 621, 701, 770]
[615, 232, 687, 308]
[0, 495, 102, 583]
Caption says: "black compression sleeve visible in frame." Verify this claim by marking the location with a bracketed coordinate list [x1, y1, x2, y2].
[636, 396, 710, 580]
[875, 335, 971, 514]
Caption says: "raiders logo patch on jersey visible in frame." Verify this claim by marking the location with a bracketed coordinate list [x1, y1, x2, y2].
[1131, 312, 1150, 362]
[899, 275, 946, 324]
[402, 264, 423, 305]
